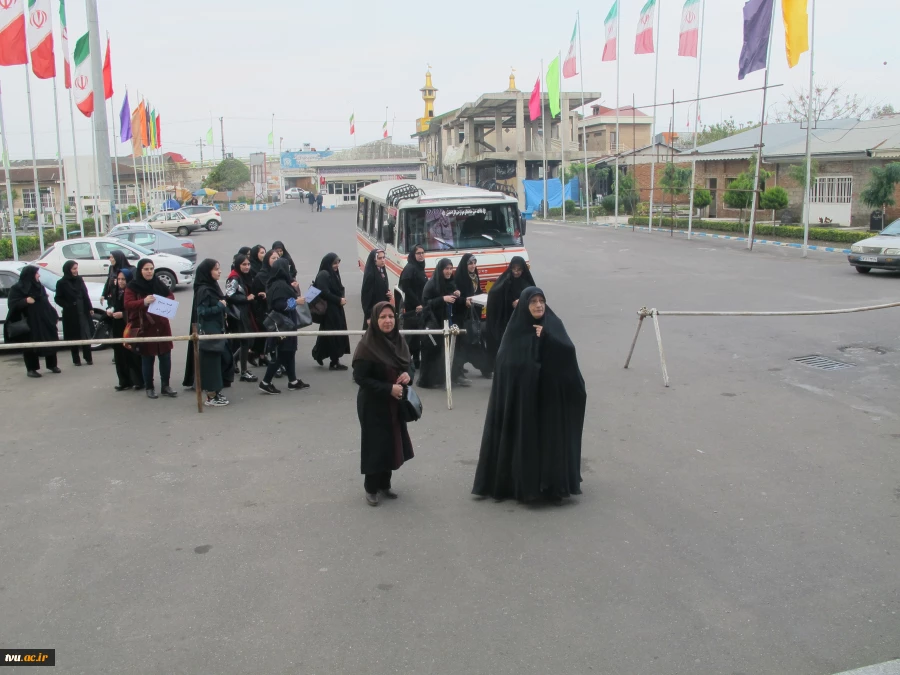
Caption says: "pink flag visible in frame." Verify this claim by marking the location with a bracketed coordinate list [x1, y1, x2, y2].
[678, 0, 701, 57]
[528, 77, 541, 122]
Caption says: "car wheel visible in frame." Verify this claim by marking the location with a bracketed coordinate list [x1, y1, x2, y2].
[207, 220, 220, 231]
[177, 226, 189, 237]
[155, 270, 177, 290]
[90, 313, 110, 351]
[855, 266, 872, 274]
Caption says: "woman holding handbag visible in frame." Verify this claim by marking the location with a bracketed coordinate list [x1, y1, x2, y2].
[107, 269, 144, 391]
[124, 259, 178, 400]
[258, 257, 310, 395]
[4, 265, 60, 378]
[54, 260, 94, 366]
[352, 302, 415, 507]
[194, 258, 231, 407]
[311, 252, 350, 371]
[226, 254, 258, 383]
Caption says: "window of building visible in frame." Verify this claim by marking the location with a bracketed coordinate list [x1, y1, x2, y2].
[23, 188, 55, 210]
[811, 176, 852, 204]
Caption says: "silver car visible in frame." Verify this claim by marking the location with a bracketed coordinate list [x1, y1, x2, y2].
[848, 218, 900, 274]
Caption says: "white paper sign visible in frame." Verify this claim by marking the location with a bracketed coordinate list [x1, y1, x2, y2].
[305, 286, 322, 304]
[469, 293, 489, 306]
[147, 295, 179, 320]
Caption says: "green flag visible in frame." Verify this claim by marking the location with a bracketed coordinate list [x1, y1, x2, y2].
[268, 131, 274, 146]
[546, 56, 561, 118]
[206, 128, 213, 145]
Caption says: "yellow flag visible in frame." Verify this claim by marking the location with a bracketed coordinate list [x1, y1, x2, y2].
[782, 0, 809, 68]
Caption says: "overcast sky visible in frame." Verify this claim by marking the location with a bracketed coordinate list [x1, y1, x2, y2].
[1, 0, 897, 163]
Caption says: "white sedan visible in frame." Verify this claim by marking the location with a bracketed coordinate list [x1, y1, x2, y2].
[0, 261, 108, 349]
[35, 237, 195, 291]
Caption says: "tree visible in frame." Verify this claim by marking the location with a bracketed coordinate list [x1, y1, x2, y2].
[723, 174, 755, 223]
[787, 160, 819, 190]
[759, 186, 789, 211]
[860, 162, 900, 214]
[773, 83, 887, 123]
[659, 163, 692, 198]
[874, 103, 896, 119]
[696, 117, 759, 147]
[691, 189, 712, 212]
[565, 162, 611, 204]
[617, 170, 639, 214]
[203, 158, 250, 191]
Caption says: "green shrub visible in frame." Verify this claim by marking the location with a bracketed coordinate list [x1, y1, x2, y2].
[600, 195, 617, 215]
[626, 217, 876, 245]
[547, 206, 586, 218]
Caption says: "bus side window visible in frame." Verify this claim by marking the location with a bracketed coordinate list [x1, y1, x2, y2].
[357, 198, 366, 230]
[397, 212, 407, 253]
[377, 205, 384, 243]
[367, 200, 376, 236]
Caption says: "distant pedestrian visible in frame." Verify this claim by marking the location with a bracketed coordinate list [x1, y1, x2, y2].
[316, 192, 323, 212]
[55, 261, 94, 366]
[258, 258, 310, 395]
[360, 249, 392, 329]
[4, 265, 60, 377]
[308, 191, 316, 212]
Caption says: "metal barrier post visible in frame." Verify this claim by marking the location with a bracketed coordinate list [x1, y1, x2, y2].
[191, 323, 202, 413]
[650, 310, 670, 388]
[443, 320, 453, 410]
[623, 309, 648, 370]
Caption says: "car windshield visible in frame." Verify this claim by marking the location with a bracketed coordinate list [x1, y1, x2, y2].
[880, 219, 900, 236]
[405, 204, 521, 252]
[37, 267, 62, 291]
[121, 242, 153, 255]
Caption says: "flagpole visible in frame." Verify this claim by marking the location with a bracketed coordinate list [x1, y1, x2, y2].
[559, 51, 566, 223]
[0, 84, 19, 261]
[614, 0, 621, 229]
[801, 0, 816, 258]
[647, 0, 662, 234]
[51, 78, 68, 240]
[109, 93, 122, 222]
[540, 59, 548, 219]
[686, 0, 707, 241]
[90, 116, 101, 234]
[132, 153, 141, 219]
[24, 68, 47, 252]
[65, 86, 85, 236]
[577, 11, 589, 224]
[746, 0, 778, 251]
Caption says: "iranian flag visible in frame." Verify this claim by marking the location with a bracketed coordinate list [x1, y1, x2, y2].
[349, 112, 355, 136]
[0, 0, 27, 66]
[635, 0, 656, 55]
[602, 1, 618, 62]
[382, 120, 388, 138]
[678, 0, 701, 57]
[562, 20, 577, 78]
[27, 0, 54, 78]
[59, 0, 70, 87]
[73, 32, 93, 116]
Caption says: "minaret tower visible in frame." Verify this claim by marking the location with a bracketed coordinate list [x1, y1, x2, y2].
[416, 68, 437, 134]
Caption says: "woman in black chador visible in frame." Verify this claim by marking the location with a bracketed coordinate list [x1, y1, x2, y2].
[453, 253, 489, 378]
[485, 256, 535, 364]
[4, 265, 59, 377]
[55, 260, 94, 366]
[472, 287, 586, 503]
[360, 249, 392, 329]
[311, 252, 350, 370]
[271, 241, 297, 279]
[416, 257, 463, 389]
[352, 301, 414, 507]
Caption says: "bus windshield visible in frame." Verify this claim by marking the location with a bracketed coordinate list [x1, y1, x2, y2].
[405, 204, 521, 252]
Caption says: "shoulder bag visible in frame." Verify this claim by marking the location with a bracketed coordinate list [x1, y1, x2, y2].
[399, 385, 423, 423]
[264, 309, 295, 333]
[123, 312, 144, 353]
[5, 316, 30, 340]
[294, 302, 313, 329]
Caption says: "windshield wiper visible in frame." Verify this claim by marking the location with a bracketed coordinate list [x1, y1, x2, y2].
[433, 237, 454, 249]
[481, 233, 506, 250]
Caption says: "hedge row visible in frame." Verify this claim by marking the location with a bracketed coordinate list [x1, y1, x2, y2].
[547, 207, 587, 218]
[0, 227, 71, 260]
[626, 217, 876, 245]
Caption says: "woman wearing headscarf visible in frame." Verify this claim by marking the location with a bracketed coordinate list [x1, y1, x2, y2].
[485, 256, 535, 367]
[311, 252, 350, 370]
[249, 248, 279, 368]
[124, 258, 178, 399]
[416, 257, 466, 389]
[352, 302, 414, 507]
[194, 258, 231, 407]
[248, 244, 266, 278]
[472, 287, 586, 503]
[226, 253, 259, 382]
[4, 265, 59, 377]
[102, 249, 132, 306]
[258, 257, 310, 394]
[398, 245, 427, 373]
[107, 268, 144, 391]
[54, 260, 94, 366]
[271, 240, 297, 279]
[453, 253, 489, 379]
[359, 248, 392, 330]
[236, 246, 251, 259]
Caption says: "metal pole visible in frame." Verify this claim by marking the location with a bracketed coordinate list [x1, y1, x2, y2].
[651, 310, 670, 387]
[219, 116, 225, 160]
[192, 323, 203, 413]
[623, 313, 647, 369]
[51, 79, 68, 240]
[90, 117, 100, 234]
[66, 85, 85, 236]
[577, 11, 590, 223]
[559, 52, 566, 223]
[131, 153, 142, 220]
[647, 0, 662, 233]
[614, 1, 621, 228]
[24, 68, 46, 252]
[443, 320, 453, 410]
[86, 0, 115, 234]
[109, 92, 122, 223]
[686, 0, 707, 241]
[801, 0, 816, 258]
[540, 59, 548, 219]
[0, 83, 19, 261]
[746, 0, 778, 251]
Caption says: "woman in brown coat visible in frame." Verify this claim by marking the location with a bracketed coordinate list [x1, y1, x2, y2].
[124, 258, 178, 399]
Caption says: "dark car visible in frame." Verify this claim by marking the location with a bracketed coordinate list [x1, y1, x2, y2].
[108, 229, 197, 263]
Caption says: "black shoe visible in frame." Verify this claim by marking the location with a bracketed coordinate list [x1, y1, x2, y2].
[274, 367, 284, 379]
[146, 388, 158, 399]
[380, 489, 398, 499]
[223, 380, 232, 388]
[134, 384, 144, 391]
[365, 492, 379, 507]
[287, 379, 310, 391]
[314, 356, 324, 367]
[329, 362, 348, 371]
[85, 360, 93, 366]
[452, 377, 472, 387]
[248, 355, 259, 367]
[49, 367, 62, 374]
[114, 385, 130, 392]
[160, 385, 178, 398]
[26, 370, 41, 378]
[240, 371, 258, 382]
[73, 361, 82, 367]
[258, 381, 280, 395]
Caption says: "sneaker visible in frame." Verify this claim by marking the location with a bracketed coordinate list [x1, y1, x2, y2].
[287, 380, 310, 391]
[26, 370, 41, 378]
[160, 385, 178, 398]
[240, 371, 258, 382]
[329, 362, 348, 371]
[204, 394, 230, 407]
[258, 381, 281, 395]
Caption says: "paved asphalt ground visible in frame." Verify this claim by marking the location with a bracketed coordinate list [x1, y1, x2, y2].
[1, 201, 898, 675]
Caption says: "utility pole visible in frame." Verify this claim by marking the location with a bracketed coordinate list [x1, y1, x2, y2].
[196, 137, 205, 167]
[219, 117, 225, 160]
[86, 0, 114, 232]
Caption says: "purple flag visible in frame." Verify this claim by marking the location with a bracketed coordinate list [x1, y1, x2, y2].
[738, 0, 774, 80]
[119, 92, 132, 143]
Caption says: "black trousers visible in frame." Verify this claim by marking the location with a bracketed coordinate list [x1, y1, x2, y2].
[113, 343, 143, 387]
[23, 349, 57, 372]
[70, 345, 92, 364]
[364, 471, 392, 494]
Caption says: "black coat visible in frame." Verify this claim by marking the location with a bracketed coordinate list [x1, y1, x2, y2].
[4, 276, 58, 353]
[353, 358, 414, 475]
[360, 251, 390, 329]
[312, 266, 350, 362]
[472, 287, 585, 502]
[54, 276, 93, 341]
[225, 272, 255, 333]
[485, 259, 536, 357]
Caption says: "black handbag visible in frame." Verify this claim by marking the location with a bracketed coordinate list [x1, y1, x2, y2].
[225, 302, 242, 322]
[5, 317, 30, 340]
[198, 318, 227, 354]
[264, 310, 295, 333]
[309, 297, 328, 323]
[399, 385, 423, 423]
[463, 307, 482, 346]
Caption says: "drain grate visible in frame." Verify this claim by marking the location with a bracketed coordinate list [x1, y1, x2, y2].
[791, 355, 855, 371]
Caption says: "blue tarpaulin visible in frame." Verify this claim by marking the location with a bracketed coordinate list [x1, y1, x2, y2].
[161, 199, 181, 211]
[522, 178, 579, 214]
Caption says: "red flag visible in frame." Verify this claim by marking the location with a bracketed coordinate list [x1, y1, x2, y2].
[102, 37, 112, 99]
[155, 114, 161, 148]
[0, 1, 27, 66]
[528, 77, 541, 122]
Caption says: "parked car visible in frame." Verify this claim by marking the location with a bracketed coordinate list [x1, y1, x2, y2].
[144, 210, 202, 237]
[0, 261, 108, 350]
[848, 218, 900, 274]
[285, 187, 308, 200]
[108, 229, 197, 263]
[180, 205, 223, 231]
[108, 222, 152, 235]
[35, 237, 195, 291]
